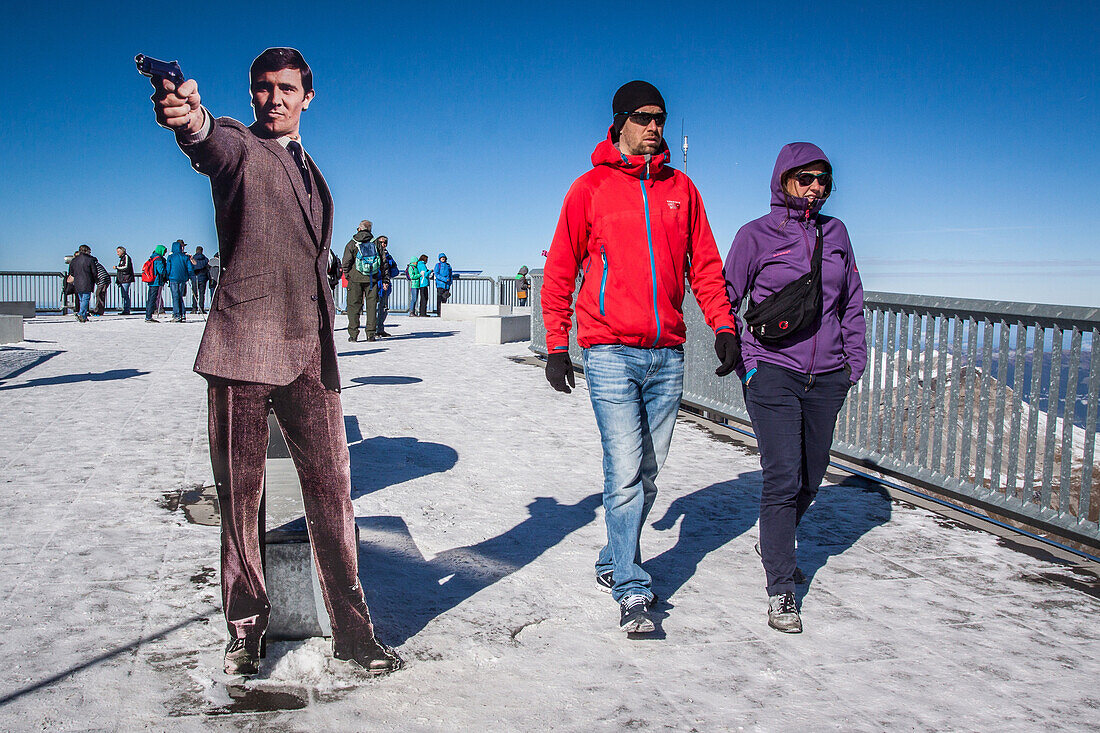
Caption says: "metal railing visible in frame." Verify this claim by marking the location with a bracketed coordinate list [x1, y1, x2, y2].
[529, 274, 1100, 547]
[2, 272, 505, 314]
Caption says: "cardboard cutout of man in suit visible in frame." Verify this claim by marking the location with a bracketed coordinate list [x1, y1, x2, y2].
[150, 47, 402, 677]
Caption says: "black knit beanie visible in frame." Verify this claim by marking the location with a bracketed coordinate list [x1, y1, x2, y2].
[612, 80, 666, 137]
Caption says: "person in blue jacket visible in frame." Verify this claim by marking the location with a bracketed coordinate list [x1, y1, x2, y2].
[165, 239, 195, 322]
[144, 244, 169, 323]
[433, 253, 452, 316]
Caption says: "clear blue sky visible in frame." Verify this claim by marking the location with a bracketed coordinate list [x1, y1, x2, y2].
[2, 2, 1097, 305]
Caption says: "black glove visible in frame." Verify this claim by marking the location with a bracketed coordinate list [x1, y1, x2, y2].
[545, 351, 576, 393]
[714, 331, 741, 377]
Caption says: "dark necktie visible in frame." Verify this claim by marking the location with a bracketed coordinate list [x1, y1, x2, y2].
[286, 140, 313, 197]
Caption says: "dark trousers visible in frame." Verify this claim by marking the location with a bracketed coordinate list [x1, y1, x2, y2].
[145, 283, 163, 320]
[206, 339, 376, 642]
[417, 286, 429, 317]
[191, 276, 209, 312]
[118, 282, 131, 314]
[346, 280, 378, 337]
[744, 362, 850, 596]
[376, 288, 389, 331]
[93, 283, 109, 315]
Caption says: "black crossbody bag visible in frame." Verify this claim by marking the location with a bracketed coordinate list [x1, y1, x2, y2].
[742, 225, 823, 344]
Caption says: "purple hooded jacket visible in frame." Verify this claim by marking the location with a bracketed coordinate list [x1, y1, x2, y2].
[723, 143, 866, 381]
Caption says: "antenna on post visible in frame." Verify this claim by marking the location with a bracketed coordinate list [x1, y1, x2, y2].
[681, 118, 689, 174]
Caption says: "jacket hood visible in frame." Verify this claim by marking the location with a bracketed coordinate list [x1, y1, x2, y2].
[154, 245, 166, 256]
[770, 142, 831, 220]
[171, 241, 185, 255]
[353, 231, 372, 243]
[591, 127, 671, 180]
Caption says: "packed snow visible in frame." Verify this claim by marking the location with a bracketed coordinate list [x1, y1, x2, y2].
[0, 313, 1097, 732]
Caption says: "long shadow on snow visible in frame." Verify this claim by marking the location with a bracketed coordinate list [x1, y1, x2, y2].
[792, 474, 892, 604]
[644, 470, 891, 606]
[345, 416, 458, 498]
[357, 493, 602, 646]
[0, 367, 148, 391]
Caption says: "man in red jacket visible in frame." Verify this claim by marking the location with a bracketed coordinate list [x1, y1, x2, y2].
[542, 81, 741, 633]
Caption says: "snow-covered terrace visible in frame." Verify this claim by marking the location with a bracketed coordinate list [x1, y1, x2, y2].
[0, 313, 1097, 731]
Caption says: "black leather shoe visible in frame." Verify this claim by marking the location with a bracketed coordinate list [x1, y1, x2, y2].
[377, 330, 391, 337]
[332, 635, 404, 676]
[224, 636, 261, 676]
[365, 334, 377, 342]
[348, 334, 358, 342]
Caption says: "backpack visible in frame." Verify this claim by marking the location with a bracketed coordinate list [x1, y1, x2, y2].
[141, 257, 157, 283]
[354, 242, 381, 276]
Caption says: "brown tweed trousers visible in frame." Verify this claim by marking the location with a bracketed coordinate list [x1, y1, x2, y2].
[179, 117, 375, 642]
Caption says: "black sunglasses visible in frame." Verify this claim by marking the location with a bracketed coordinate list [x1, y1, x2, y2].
[793, 171, 832, 187]
[625, 111, 667, 127]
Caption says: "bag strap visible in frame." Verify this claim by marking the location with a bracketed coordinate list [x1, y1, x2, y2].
[811, 224, 824, 275]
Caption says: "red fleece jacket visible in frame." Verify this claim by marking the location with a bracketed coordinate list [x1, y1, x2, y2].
[542, 131, 736, 352]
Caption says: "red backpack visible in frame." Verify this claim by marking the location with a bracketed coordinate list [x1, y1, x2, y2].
[141, 257, 157, 283]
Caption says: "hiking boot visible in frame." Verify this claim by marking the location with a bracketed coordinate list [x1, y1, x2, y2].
[223, 636, 261, 676]
[348, 334, 358, 342]
[377, 330, 391, 337]
[767, 592, 802, 633]
[596, 570, 613, 593]
[332, 634, 404, 676]
[365, 334, 376, 342]
[754, 543, 806, 584]
[619, 594, 655, 634]
[145, 318, 159, 323]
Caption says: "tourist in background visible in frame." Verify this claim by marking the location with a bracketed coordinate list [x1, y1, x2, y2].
[374, 236, 398, 336]
[66, 245, 97, 323]
[208, 251, 221, 299]
[190, 246, 210, 314]
[143, 245, 168, 323]
[341, 220, 382, 342]
[115, 247, 134, 315]
[91, 255, 111, 316]
[415, 254, 431, 317]
[723, 142, 866, 634]
[406, 255, 422, 316]
[165, 239, 194, 322]
[433, 253, 452, 316]
[515, 265, 530, 306]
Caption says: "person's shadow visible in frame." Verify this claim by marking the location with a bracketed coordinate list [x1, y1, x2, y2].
[646, 471, 762, 604]
[791, 475, 893, 603]
[344, 416, 458, 498]
[0, 368, 148, 391]
[358, 493, 603, 646]
[645, 470, 892, 607]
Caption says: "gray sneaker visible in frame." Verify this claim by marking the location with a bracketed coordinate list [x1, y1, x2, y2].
[223, 636, 261, 675]
[754, 542, 806, 584]
[767, 592, 802, 633]
[619, 594, 655, 633]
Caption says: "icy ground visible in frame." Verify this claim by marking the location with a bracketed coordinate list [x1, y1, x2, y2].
[0, 313, 1098, 732]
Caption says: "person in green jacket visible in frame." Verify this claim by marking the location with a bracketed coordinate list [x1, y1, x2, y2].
[406, 255, 422, 316]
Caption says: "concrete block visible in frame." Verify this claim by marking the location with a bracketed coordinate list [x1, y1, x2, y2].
[440, 303, 511, 321]
[0, 315, 24, 344]
[0, 301, 35, 318]
[475, 314, 531, 344]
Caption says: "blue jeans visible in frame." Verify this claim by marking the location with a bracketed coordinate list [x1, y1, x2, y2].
[169, 281, 187, 320]
[583, 344, 684, 602]
[145, 283, 162, 320]
[743, 362, 850, 596]
[118, 282, 131, 313]
[76, 292, 91, 320]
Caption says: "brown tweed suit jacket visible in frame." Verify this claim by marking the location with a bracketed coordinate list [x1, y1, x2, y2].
[178, 117, 341, 390]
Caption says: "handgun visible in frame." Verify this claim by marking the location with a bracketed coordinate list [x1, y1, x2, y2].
[135, 54, 185, 87]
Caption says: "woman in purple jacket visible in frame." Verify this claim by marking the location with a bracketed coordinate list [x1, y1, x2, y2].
[724, 142, 867, 634]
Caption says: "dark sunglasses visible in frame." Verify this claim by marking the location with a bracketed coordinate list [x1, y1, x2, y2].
[626, 111, 667, 127]
[793, 171, 832, 187]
